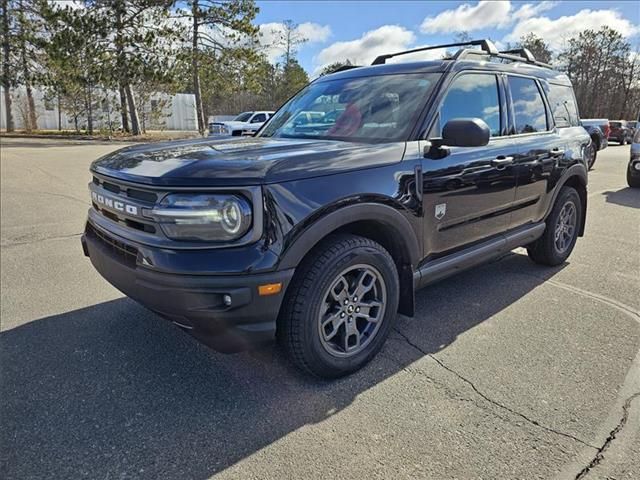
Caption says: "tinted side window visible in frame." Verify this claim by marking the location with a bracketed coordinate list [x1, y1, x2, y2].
[439, 73, 501, 137]
[251, 113, 267, 123]
[546, 83, 579, 127]
[508, 76, 548, 134]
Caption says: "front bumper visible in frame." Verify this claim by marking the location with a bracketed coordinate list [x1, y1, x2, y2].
[82, 221, 294, 352]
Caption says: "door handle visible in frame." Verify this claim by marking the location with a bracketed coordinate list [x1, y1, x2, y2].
[491, 156, 513, 169]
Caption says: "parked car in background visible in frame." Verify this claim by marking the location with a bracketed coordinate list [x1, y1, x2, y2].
[209, 111, 274, 136]
[627, 121, 638, 137]
[608, 120, 633, 145]
[581, 119, 609, 170]
[629, 128, 640, 188]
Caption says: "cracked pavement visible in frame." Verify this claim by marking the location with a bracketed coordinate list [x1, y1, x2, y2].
[1, 138, 639, 479]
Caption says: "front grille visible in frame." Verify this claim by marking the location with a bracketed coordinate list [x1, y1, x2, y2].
[93, 176, 158, 203]
[87, 223, 138, 267]
[91, 175, 158, 235]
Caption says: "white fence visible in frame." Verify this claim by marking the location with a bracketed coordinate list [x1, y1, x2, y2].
[1, 87, 198, 131]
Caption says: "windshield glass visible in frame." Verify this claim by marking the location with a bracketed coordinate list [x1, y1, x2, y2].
[234, 112, 253, 122]
[260, 73, 441, 142]
[610, 121, 622, 128]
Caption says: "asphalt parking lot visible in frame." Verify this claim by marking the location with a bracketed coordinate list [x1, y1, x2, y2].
[1, 137, 639, 479]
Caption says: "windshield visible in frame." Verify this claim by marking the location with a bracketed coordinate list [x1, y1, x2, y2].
[234, 112, 253, 122]
[610, 121, 622, 128]
[260, 73, 441, 142]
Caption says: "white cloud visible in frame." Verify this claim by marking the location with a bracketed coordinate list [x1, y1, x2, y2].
[259, 21, 331, 63]
[420, 1, 512, 33]
[420, 1, 557, 34]
[314, 25, 415, 73]
[505, 9, 640, 50]
[297, 22, 332, 43]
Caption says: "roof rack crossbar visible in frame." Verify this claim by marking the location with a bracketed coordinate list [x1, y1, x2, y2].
[371, 39, 498, 65]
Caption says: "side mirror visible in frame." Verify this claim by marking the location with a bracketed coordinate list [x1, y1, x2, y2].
[441, 118, 490, 147]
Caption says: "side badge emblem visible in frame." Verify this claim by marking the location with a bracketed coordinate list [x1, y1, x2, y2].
[435, 203, 446, 220]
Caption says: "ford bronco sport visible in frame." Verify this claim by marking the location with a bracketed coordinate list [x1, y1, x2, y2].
[82, 40, 590, 378]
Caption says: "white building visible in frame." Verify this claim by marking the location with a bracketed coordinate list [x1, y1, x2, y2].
[1, 86, 198, 132]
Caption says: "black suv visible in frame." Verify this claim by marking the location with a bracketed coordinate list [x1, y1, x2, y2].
[82, 40, 590, 378]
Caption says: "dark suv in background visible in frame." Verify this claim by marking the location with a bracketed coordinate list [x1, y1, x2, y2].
[83, 40, 590, 378]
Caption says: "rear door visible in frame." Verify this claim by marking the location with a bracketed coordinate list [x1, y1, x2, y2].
[506, 75, 563, 228]
[420, 71, 518, 258]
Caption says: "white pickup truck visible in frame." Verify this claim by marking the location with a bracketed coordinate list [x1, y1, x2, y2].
[208, 111, 274, 136]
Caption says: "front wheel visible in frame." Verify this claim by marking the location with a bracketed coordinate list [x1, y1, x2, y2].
[527, 186, 582, 266]
[278, 234, 399, 378]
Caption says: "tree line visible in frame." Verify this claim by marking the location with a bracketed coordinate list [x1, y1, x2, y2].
[1, 1, 639, 136]
[508, 29, 640, 120]
[1, 0, 309, 135]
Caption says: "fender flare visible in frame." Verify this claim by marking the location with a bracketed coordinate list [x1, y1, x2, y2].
[277, 202, 421, 271]
[545, 164, 588, 235]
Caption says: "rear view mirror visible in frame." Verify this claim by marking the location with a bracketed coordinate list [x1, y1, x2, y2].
[441, 118, 490, 147]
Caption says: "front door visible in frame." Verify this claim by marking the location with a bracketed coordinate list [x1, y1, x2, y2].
[421, 72, 518, 259]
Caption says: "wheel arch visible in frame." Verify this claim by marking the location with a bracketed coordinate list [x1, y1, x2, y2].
[548, 166, 588, 237]
[277, 203, 421, 316]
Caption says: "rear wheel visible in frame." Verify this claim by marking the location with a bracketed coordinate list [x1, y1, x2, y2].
[527, 187, 582, 266]
[628, 168, 640, 188]
[278, 234, 399, 378]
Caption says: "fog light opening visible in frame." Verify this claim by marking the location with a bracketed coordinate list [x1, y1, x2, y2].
[223, 294, 232, 306]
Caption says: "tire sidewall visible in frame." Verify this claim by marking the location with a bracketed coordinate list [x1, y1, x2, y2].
[587, 144, 596, 170]
[300, 245, 399, 377]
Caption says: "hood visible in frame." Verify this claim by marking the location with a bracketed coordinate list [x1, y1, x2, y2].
[90, 136, 406, 187]
[222, 121, 250, 128]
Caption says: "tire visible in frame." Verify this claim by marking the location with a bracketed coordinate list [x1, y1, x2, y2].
[278, 234, 399, 378]
[628, 168, 640, 188]
[527, 186, 582, 266]
[586, 142, 597, 170]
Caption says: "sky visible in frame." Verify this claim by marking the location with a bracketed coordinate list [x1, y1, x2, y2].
[254, 0, 640, 75]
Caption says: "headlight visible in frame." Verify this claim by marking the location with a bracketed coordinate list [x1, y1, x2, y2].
[150, 194, 252, 241]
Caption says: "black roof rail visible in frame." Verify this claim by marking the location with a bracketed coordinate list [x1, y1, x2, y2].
[331, 65, 361, 73]
[455, 45, 552, 69]
[498, 48, 552, 68]
[500, 47, 536, 62]
[371, 39, 498, 65]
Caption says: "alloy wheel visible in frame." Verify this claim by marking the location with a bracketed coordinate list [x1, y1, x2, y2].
[318, 264, 387, 357]
[554, 201, 577, 253]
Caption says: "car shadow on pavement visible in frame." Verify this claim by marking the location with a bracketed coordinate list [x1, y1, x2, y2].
[603, 188, 640, 209]
[0, 252, 565, 479]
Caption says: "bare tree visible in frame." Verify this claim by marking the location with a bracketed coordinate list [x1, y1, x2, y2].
[1, 0, 15, 131]
[272, 19, 307, 65]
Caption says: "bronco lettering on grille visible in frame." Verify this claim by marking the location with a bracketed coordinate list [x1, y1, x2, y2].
[91, 191, 138, 216]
